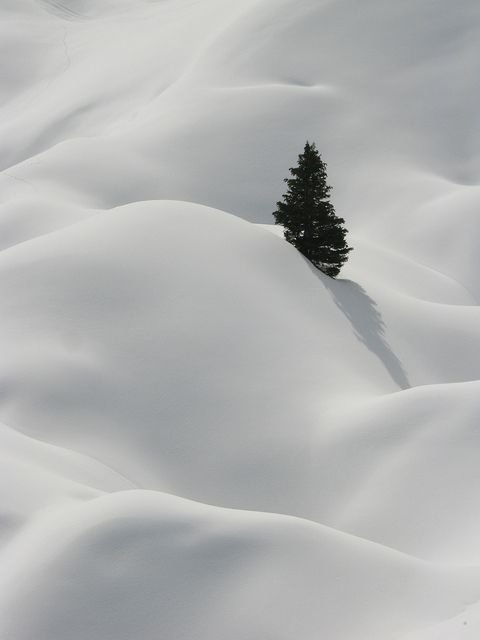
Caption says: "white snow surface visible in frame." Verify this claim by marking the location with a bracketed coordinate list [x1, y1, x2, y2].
[1, 1, 480, 639]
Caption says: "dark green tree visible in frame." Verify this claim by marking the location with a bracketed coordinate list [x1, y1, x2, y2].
[273, 141, 352, 277]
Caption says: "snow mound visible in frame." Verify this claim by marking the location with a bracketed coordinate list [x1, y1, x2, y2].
[2, 491, 479, 640]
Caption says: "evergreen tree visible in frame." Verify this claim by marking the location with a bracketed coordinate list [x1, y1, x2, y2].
[273, 141, 352, 277]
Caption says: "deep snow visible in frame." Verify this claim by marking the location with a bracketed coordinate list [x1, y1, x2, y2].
[1, 1, 479, 639]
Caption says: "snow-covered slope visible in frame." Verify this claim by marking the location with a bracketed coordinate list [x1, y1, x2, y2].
[1, 2, 479, 639]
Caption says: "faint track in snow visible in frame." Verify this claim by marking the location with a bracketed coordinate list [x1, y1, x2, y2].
[39, 0, 88, 21]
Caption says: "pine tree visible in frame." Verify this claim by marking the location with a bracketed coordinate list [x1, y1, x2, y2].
[273, 141, 352, 277]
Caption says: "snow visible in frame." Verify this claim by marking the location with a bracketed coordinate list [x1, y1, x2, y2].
[0, 1, 479, 639]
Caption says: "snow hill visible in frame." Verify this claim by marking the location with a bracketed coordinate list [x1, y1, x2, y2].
[1, 1, 480, 639]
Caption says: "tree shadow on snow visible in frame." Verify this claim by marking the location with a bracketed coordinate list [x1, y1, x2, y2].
[318, 270, 411, 390]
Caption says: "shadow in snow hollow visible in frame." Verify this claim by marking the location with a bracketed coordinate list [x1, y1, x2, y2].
[321, 275, 411, 391]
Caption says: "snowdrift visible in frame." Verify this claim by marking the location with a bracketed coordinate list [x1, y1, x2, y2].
[1, 1, 480, 639]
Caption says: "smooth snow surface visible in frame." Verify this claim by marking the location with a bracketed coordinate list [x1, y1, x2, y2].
[1, 2, 480, 639]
